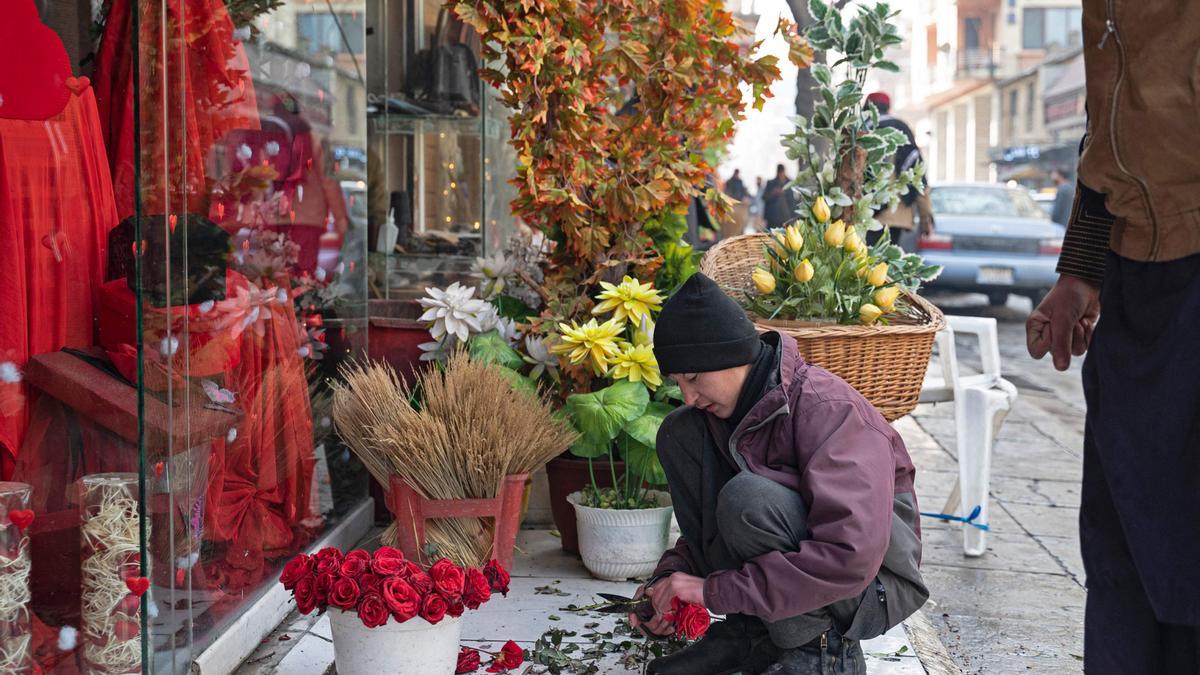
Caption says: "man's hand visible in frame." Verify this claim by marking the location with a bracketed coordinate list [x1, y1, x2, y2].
[628, 583, 673, 637]
[644, 572, 706, 618]
[1027, 274, 1100, 371]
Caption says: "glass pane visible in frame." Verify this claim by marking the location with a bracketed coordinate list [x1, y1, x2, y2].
[1022, 8, 1044, 49]
[1044, 8, 1068, 50]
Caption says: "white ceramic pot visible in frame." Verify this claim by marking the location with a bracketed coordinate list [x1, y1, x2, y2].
[568, 490, 674, 581]
[327, 609, 462, 675]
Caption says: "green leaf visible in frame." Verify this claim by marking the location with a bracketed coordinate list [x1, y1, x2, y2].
[493, 294, 538, 320]
[876, 60, 901, 73]
[809, 0, 829, 21]
[621, 436, 668, 485]
[654, 381, 683, 403]
[494, 366, 539, 396]
[468, 330, 524, 370]
[565, 380, 650, 445]
[624, 402, 674, 448]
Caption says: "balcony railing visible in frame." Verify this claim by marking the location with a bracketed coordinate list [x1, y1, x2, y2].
[957, 48, 997, 78]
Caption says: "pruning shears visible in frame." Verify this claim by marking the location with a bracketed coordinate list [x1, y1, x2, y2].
[591, 593, 656, 622]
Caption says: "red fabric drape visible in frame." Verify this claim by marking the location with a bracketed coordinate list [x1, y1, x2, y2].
[93, 0, 260, 220]
[0, 81, 119, 472]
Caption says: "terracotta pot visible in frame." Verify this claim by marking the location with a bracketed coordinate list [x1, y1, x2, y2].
[545, 455, 624, 554]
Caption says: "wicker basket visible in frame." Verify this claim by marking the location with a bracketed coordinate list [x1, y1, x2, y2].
[699, 233, 944, 421]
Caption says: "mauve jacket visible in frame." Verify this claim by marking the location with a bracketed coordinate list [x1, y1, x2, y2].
[653, 332, 927, 626]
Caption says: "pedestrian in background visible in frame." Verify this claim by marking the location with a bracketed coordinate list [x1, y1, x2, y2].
[762, 164, 795, 229]
[723, 168, 750, 239]
[1049, 168, 1075, 226]
[864, 92, 933, 251]
[750, 175, 765, 230]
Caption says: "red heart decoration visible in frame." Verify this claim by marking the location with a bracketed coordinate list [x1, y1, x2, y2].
[175, 568, 186, 586]
[10, 510, 34, 531]
[154, 462, 165, 479]
[125, 576, 150, 597]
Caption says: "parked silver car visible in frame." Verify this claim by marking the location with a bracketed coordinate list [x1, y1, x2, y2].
[918, 183, 1064, 307]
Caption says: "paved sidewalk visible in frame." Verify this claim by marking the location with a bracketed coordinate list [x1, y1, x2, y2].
[237, 529, 924, 674]
[905, 297, 1089, 674]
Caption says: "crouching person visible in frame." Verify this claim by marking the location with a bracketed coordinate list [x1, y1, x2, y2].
[635, 273, 928, 675]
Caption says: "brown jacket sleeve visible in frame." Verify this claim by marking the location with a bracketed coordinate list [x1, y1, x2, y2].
[1055, 180, 1114, 287]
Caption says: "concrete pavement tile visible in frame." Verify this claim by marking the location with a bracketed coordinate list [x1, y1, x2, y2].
[1001, 503, 1081, 538]
[512, 529, 593, 579]
[1035, 535, 1086, 587]
[989, 476, 1081, 508]
[920, 566, 1085, 623]
[310, 614, 331, 640]
[933, 613, 1084, 675]
[272, 629, 334, 675]
[921, 529, 1065, 575]
[992, 454, 1082, 483]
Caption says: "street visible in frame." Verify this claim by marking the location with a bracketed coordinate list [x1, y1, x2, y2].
[912, 292, 1088, 674]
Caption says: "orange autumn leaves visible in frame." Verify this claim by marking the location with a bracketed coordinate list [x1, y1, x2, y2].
[456, 0, 808, 295]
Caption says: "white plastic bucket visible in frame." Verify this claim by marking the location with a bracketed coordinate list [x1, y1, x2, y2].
[568, 490, 674, 581]
[327, 609, 462, 675]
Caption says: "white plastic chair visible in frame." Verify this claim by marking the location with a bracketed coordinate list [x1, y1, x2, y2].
[918, 315, 1019, 557]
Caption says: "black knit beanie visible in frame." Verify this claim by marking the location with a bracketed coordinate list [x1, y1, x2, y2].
[653, 273, 761, 375]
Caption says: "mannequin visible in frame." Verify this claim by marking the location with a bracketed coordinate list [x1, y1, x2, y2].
[0, 0, 119, 474]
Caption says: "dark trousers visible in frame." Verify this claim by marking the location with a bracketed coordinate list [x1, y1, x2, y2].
[658, 410, 884, 658]
[1080, 251, 1200, 672]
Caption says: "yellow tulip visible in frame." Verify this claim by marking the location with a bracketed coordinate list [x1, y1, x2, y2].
[752, 267, 776, 294]
[867, 262, 889, 287]
[812, 196, 832, 223]
[843, 230, 865, 255]
[874, 286, 901, 312]
[859, 303, 883, 325]
[823, 219, 846, 247]
[784, 225, 804, 252]
[793, 259, 815, 283]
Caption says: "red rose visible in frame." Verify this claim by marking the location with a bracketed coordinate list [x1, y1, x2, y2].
[294, 575, 318, 615]
[339, 550, 371, 578]
[279, 554, 313, 590]
[328, 577, 361, 611]
[381, 577, 420, 622]
[483, 560, 510, 597]
[408, 570, 434, 596]
[456, 647, 481, 673]
[371, 546, 407, 577]
[419, 593, 448, 624]
[314, 547, 343, 576]
[430, 559, 465, 600]
[486, 640, 524, 673]
[356, 592, 390, 628]
[666, 598, 710, 640]
[464, 568, 492, 609]
[358, 572, 383, 595]
[314, 572, 335, 607]
[447, 597, 465, 618]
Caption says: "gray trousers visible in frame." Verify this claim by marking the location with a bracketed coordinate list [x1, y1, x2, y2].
[659, 410, 887, 650]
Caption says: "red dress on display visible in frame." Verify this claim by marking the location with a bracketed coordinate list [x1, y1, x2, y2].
[0, 2, 119, 473]
[93, 0, 260, 220]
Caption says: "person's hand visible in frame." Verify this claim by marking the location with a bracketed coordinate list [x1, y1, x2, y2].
[920, 215, 935, 236]
[1027, 274, 1100, 371]
[628, 583, 673, 637]
[644, 572, 706, 618]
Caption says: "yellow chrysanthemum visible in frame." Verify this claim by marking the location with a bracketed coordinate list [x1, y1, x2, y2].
[609, 343, 663, 390]
[591, 276, 664, 325]
[552, 317, 626, 374]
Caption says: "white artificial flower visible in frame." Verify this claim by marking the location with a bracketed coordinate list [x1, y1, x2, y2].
[471, 252, 516, 298]
[523, 336, 559, 380]
[417, 282, 491, 343]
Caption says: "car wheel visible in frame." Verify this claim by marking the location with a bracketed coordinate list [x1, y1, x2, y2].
[987, 291, 1009, 307]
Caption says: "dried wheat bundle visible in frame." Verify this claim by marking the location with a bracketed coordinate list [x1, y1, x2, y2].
[332, 351, 577, 565]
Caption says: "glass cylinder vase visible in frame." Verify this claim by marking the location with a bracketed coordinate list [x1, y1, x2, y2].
[0, 482, 33, 674]
[79, 473, 143, 675]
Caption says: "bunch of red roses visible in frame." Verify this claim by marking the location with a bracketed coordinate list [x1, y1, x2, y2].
[279, 546, 511, 628]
